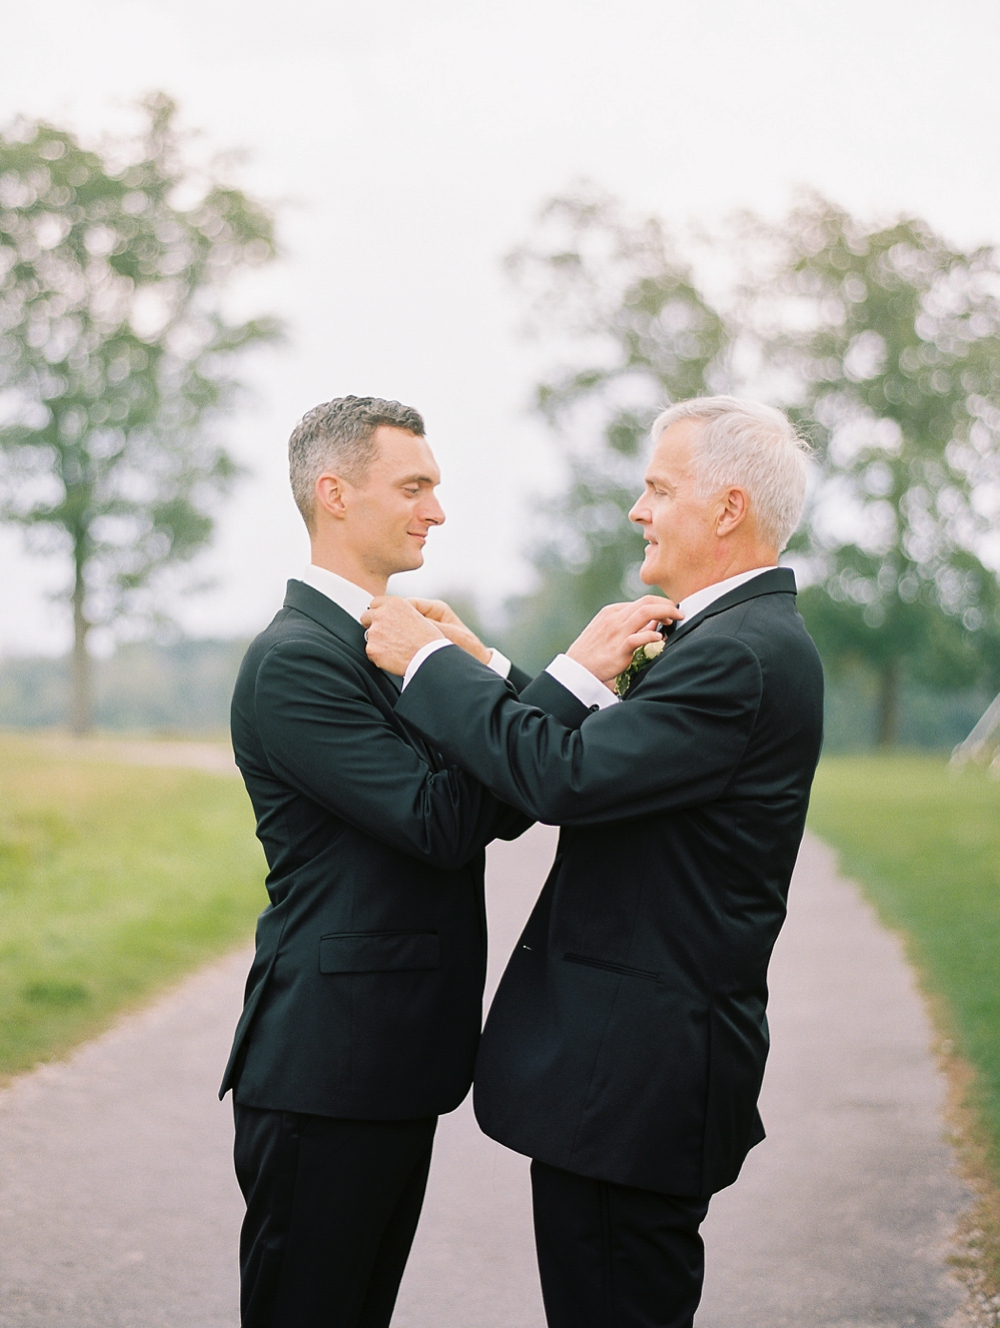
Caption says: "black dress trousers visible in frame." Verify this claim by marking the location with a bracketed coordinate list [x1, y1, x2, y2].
[234, 1104, 437, 1328]
[530, 1160, 711, 1328]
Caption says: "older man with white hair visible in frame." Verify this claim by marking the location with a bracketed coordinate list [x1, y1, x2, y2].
[363, 397, 825, 1328]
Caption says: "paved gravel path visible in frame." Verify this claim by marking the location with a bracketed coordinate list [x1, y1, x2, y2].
[0, 824, 970, 1327]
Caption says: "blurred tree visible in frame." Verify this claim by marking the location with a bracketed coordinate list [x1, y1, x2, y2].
[756, 194, 1000, 744]
[0, 94, 281, 732]
[503, 186, 730, 670]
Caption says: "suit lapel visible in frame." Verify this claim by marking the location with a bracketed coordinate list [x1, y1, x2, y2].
[280, 581, 441, 764]
[666, 567, 796, 649]
[282, 579, 401, 706]
[622, 568, 797, 701]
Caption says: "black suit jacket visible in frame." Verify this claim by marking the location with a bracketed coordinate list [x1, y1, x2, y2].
[395, 568, 824, 1196]
[220, 579, 532, 1119]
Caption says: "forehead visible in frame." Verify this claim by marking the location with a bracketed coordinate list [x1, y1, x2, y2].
[647, 418, 700, 478]
[371, 425, 440, 481]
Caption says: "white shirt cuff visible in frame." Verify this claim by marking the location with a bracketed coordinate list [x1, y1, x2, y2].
[402, 641, 512, 690]
[487, 648, 512, 679]
[544, 653, 620, 710]
[402, 638, 454, 689]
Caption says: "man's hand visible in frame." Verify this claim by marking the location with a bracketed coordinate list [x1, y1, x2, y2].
[362, 597, 446, 676]
[566, 596, 683, 683]
[407, 598, 492, 665]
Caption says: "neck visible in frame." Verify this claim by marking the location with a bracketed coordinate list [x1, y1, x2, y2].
[665, 546, 778, 604]
[309, 542, 387, 597]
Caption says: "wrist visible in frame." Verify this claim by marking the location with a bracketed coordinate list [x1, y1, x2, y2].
[418, 622, 446, 649]
[565, 645, 604, 681]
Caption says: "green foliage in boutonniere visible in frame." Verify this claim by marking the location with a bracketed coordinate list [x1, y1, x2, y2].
[614, 637, 665, 698]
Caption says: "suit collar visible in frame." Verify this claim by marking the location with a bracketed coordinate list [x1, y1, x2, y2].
[297, 564, 373, 624]
[282, 580, 401, 695]
[285, 578, 365, 648]
[676, 565, 780, 622]
[667, 566, 796, 648]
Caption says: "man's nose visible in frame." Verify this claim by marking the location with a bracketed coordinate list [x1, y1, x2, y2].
[423, 495, 445, 526]
[628, 499, 646, 525]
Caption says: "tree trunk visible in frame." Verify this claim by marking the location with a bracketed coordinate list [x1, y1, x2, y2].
[875, 659, 899, 748]
[70, 553, 91, 736]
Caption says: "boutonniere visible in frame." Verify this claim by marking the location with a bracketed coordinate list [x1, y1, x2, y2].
[614, 636, 665, 698]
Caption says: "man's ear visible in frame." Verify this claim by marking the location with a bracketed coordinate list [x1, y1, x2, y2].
[716, 486, 749, 537]
[315, 472, 349, 521]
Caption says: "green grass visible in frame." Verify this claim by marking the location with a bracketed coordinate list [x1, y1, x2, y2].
[809, 754, 1000, 1315]
[0, 732, 265, 1078]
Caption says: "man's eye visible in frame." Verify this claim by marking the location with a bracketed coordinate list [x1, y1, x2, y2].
[404, 487, 419, 496]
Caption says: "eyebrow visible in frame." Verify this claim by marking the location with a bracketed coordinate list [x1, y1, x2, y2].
[399, 473, 438, 486]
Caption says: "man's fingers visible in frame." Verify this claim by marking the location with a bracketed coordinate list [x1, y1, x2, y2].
[642, 598, 683, 621]
[611, 597, 681, 628]
[407, 597, 445, 620]
[617, 594, 669, 616]
[621, 603, 681, 634]
[625, 629, 665, 653]
[362, 595, 417, 630]
[406, 597, 462, 625]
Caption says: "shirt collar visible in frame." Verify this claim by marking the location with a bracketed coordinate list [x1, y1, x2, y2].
[676, 567, 777, 624]
[298, 565, 374, 624]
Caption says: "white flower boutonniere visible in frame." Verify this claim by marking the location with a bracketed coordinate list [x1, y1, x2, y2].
[613, 636, 665, 698]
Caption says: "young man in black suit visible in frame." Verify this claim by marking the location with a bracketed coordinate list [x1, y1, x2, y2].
[364, 397, 825, 1328]
[221, 396, 541, 1328]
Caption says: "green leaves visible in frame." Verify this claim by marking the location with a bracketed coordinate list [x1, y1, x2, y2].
[613, 637, 665, 698]
[506, 185, 1000, 740]
[503, 186, 723, 667]
[762, 194, 1000, 736]
[0, 95, 282, 728]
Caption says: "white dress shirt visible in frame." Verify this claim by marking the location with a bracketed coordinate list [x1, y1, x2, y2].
[673, 566, 776, 624]
[297, 566, 513, 681]
[542, 566, 778, 709]
[402, 565, 776, 709]
[299, 564, 377, 623]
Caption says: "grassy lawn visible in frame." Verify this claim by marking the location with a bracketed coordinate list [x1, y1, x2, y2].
[0, 732, 265, 1079]
[809, 754, 1000, 1312]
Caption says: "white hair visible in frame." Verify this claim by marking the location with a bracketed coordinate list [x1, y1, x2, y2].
[651, 396, 810, 552]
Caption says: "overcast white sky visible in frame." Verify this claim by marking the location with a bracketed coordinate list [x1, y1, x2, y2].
[3, 0, 1000, 656]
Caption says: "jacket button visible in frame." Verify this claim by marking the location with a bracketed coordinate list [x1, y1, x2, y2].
[589, 704, 600, 713]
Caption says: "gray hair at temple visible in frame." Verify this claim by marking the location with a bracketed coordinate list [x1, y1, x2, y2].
[651, 396, 811, 552]
[288, 395, 425, 529]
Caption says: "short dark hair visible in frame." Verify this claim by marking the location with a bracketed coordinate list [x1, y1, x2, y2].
[288, 395, 425, 528]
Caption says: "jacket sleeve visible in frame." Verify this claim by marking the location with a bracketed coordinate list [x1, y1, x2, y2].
[254, 639, 528, 869]
[508, 662, 534, 693]
[393, 633, 763, 824]
[518, 669, 592, 727]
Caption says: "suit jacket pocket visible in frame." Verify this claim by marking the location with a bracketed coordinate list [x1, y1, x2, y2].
[563, 952, 660, 982]
[319, 931, 441, 974]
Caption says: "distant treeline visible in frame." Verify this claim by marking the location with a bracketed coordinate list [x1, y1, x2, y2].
[821, 674, 990, 754]
[0, 639, 249, 735]
[0, 636, 991, 751]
